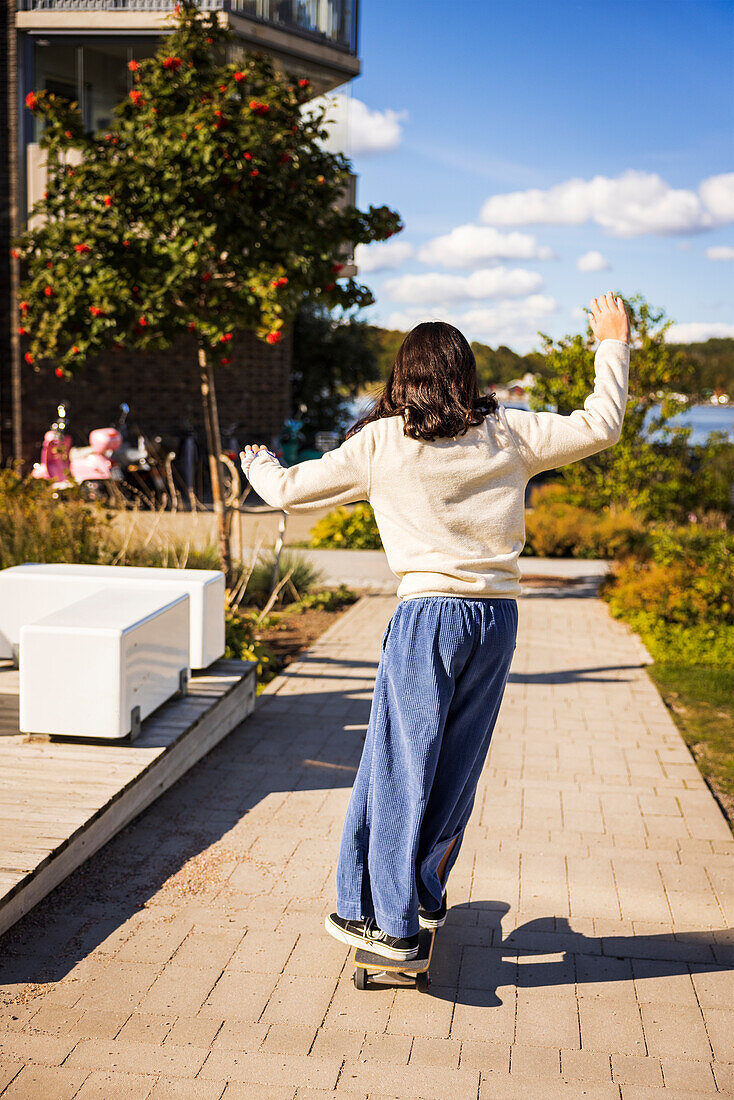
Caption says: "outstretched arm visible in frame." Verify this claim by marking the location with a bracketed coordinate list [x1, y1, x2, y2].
[240, 430, 371, 514]
[503, 293, 630, 478]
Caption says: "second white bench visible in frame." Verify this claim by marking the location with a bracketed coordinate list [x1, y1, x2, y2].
[0, 563, 224, 670]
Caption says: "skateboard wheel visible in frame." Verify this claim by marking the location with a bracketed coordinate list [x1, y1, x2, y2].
[415, 970, 430, 993]
[353, 967, 368, 990]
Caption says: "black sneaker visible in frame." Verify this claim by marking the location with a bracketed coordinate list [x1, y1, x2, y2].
[324, 913, 420, 961]
[418, 888, 447, 929]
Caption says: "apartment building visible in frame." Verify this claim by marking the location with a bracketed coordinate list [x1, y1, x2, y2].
[1, 0, 360, 467]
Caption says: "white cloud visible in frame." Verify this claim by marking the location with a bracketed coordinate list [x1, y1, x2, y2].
[383, 295, 557, 351]
[577, 250, 611, 272]
[417, 225, 554, 268]
[382, 266, 544, 305]
[307, 93, 407, 156]
[479, 170, 734, 238]
[354, 240, 414, 273]
[706, 245, 734, 261]
[571, 306, 589, 321]
[699, 174, 734, 223]
[666, 322, 734, 343]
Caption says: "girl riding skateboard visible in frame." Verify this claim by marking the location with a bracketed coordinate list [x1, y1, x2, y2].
[241, 292, 630, 963]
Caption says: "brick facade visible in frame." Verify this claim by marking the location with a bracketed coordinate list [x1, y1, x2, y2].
[0, 0, 20, 465]
[19, 328, 293, 469]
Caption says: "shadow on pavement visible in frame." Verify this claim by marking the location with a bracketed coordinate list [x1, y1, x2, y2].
[0, 693, 368, 992]
[422, 903, 733, 1007]
[508, 664, 644, 684]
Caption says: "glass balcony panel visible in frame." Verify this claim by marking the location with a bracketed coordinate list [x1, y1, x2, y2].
[21, 0, 357, 52]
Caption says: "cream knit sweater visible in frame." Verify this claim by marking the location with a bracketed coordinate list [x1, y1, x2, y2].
[246, 338, 630, 600]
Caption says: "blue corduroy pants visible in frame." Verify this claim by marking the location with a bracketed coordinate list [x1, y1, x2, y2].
[336, 595, 518, 939]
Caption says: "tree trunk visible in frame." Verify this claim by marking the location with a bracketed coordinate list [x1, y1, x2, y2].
[198, 344, 232, 583]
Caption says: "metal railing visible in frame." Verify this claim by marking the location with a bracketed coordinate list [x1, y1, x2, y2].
[20, 0, 358, 53]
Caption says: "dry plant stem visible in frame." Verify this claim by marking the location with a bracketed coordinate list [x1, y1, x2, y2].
[198, 344, 232, 582]
[227, 534, 266, 610]
[256, 566, 295, 624]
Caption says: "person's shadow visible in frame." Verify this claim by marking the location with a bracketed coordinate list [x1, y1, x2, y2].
[426, 902, 733, 1006]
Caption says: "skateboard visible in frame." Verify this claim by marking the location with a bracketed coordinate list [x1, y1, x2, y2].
[351, 928, 436, 992]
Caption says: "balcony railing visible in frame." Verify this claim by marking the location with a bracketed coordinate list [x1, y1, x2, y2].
[20, 0, 358, 53]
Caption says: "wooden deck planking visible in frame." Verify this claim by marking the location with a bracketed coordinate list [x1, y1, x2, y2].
[0, 657, 256, 937]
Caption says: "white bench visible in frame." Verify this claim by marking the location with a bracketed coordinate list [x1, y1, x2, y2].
[0, 563, 224, 669]
[19, 588, 190, 741]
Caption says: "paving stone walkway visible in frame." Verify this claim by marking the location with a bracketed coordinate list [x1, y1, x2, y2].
[0, 590, 733, 1099]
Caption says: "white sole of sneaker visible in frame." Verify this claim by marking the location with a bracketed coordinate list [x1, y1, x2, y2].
[418, 891, 447, 930]
[323, 915, 419, 962]
[418, 914, 447, 929]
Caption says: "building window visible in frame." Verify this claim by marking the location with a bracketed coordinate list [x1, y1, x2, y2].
[33, 41, 77, 140]
[81, 42, 130, 132]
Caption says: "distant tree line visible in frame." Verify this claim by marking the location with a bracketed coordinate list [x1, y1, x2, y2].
[665, 338, 734, 397]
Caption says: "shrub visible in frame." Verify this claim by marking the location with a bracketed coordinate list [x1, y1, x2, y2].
[309, 502, 382, 549]
[524, 483, 648, 559]
[288, 584, 358, 612]
[600, 525, 734, 668]
[244, 549, 323, 607]
[0, 469, 112, 569]
[224, 607, 278, 683]
[600, 527, 734, 627]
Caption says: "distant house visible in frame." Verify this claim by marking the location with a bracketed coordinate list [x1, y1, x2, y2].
[506, 372, 538, 400]
[1, 0, 361, 467]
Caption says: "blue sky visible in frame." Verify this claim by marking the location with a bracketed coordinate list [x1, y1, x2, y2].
[325, 0, 734, 351]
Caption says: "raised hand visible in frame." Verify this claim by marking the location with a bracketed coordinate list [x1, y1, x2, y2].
[240, 443, 277, 475]
[588, 292, 630, 345]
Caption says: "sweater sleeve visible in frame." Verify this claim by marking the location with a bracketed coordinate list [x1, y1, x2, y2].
[245, 427, 372, 513]
[502, 338, 629, 478]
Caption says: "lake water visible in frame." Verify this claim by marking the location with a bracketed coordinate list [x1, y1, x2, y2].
[643, 404, 734, 446]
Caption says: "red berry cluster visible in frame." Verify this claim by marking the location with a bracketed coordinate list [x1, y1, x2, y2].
[249, 100, 270, 116]
[89, 306, 106, 317]
[129, 90, 145, 107]
[74, 243, 91, 254]
[163, 56, 182, 71]
[25, 92, 38, 110]
[270, 277, 288, 288]
[266, 331, 282, 345]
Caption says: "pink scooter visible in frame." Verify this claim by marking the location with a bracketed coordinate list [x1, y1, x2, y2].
[32, 404, 123, 498]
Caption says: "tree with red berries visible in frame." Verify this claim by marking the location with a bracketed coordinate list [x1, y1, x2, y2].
[14, 2, 402, 579]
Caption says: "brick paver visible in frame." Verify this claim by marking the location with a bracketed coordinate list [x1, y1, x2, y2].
[1, 588, 733, 1098]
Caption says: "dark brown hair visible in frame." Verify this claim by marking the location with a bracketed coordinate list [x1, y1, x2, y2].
[346, 321, 498, 442]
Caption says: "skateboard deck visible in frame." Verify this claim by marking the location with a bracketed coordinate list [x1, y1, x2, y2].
[352, 928, 436, 990]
